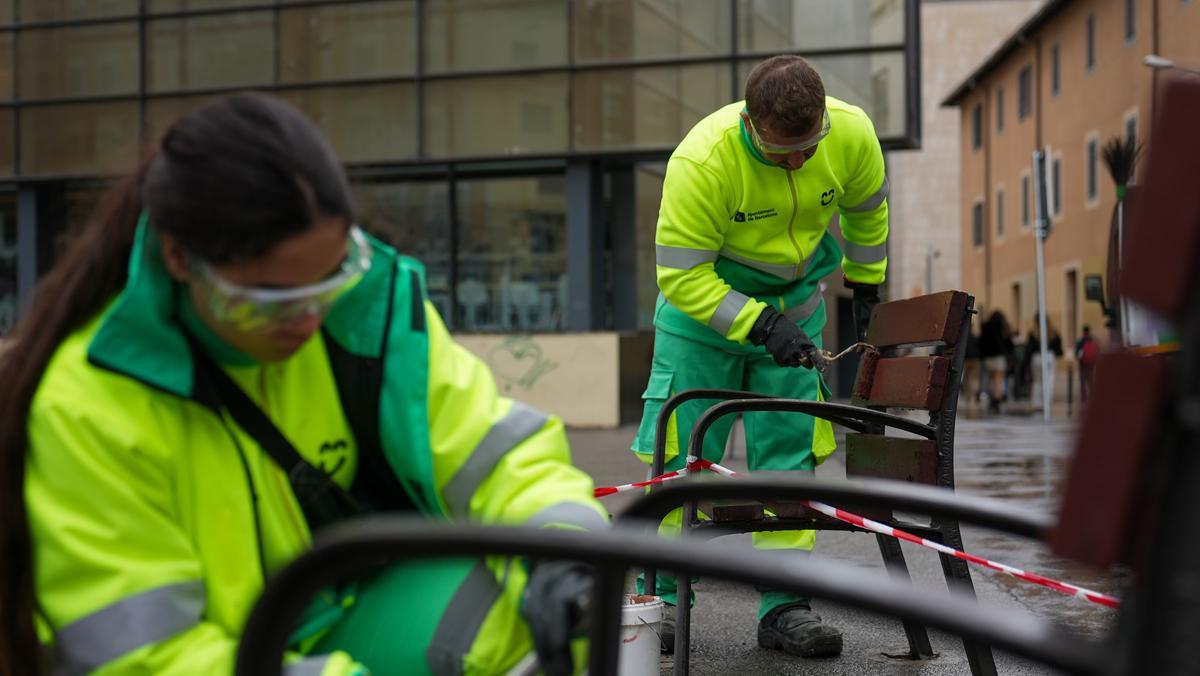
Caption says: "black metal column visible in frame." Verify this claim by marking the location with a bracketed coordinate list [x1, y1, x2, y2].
[565, 159, 605, 331]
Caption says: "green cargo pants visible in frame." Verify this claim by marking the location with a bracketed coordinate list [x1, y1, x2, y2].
[631, 311, 837, 620]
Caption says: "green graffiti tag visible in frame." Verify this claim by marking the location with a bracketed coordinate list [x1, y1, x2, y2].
[486, 335, 559, 392]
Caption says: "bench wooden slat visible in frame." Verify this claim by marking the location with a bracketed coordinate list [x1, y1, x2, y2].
[845, 434, 938, 484]
[852, 354, 951, 410]
[1049, 353, 1170, 568]
[865, 290, 970, 349]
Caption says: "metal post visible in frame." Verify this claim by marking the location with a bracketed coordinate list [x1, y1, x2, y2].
[1032, 147, 1052, 422]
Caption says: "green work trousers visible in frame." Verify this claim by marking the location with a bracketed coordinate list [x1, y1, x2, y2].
[631, 313, 837, 620]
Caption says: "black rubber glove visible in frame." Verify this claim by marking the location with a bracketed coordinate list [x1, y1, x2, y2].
[748, 306, 827, 371]
[522, 560, 592, 676]
[846, 280, 880, 343]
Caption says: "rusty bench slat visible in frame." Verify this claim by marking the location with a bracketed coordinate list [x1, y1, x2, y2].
[853, 354, 951, 410]
[865, 290, 970, 348]
[1049, 352, 1171, 568]
[845, 434, 939, 522]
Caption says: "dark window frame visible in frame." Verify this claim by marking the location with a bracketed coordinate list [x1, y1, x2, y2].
[1087, 137, 1098, 201]
[995, 86, 1004, 133]
[1051, 42, 1061, 96]
[1086, 13, 1096, 72]
[1125, 0, 1136, 42]
[996, 188, 1005, 238]
[1052, 157, 1063, 216]
[1018, 65, 1032, 119]
[971, 102, 982, 150]
[1022, 174, 1031, 227]
[972, 201, 984, 247]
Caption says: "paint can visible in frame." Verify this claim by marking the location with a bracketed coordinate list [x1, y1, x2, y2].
[618, 594, 665, 676]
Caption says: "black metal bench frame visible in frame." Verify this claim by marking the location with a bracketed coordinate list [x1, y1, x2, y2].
[642, 291, 998, 675]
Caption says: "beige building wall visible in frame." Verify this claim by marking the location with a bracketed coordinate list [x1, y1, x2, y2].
[953, 0, 1200, 351]
[886, 0, 1043, 302]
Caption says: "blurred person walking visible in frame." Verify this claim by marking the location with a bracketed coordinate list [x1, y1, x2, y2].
[630, 54, 891, 659]
[979, 310, 1013, 413]
[1026, 314, 1064, 409]
[0, 94, 604, 676]
[1075, 324, 1099, 403]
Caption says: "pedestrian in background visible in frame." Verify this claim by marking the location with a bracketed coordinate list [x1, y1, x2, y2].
[1075, 324, 1099, 403]
[979, 310, 1013, 413]
[1026, 314, 1065, 408]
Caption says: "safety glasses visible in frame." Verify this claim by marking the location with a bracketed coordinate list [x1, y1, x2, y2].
[192, 226, 373, 332]
[744, 107, 831, 156]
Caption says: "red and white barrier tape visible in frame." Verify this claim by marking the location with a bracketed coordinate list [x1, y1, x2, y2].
[592, 467, 691, 498]
[594, 458, 1121, 609]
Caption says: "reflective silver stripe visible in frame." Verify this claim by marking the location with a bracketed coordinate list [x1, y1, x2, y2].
[525, 502, 609, 531]
[842, 175, 890, 213]
[55, 580, 204, 673]
[783, 288, 825, 323]
[425, 559, 502, 676]
[843, 241, 888, 265]
[444, 402, 549, 516]
[656, 244, 718, 270]
[285, 655, 330, 676]
[708, 290, 752, 336]
[718, 248, 800, 280]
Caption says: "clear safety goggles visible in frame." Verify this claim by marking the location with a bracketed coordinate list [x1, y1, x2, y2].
[192, 226, 373, 332]
[745, 107, 831, 155]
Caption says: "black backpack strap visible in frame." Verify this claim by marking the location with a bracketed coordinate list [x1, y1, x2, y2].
[188, 338, 365, 532]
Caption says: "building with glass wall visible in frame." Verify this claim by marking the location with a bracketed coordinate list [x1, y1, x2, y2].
[0, 0, 919, 419]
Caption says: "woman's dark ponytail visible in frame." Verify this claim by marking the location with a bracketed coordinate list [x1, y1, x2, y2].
[0, 158, 149, 676]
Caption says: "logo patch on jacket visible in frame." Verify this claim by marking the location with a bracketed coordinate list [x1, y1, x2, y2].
[820, 189, 835, 206]
[732, 208, 778, 223]
[318, 439, 349, 477]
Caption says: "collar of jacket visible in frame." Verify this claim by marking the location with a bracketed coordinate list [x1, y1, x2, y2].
[86, 217, 397, 399]
[738, 108, 779, 168]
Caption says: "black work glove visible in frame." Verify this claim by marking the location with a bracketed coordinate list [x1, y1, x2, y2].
[748, 306, 827, 371]
[522, 560, 592, 676]
[846, 280, 880, 343]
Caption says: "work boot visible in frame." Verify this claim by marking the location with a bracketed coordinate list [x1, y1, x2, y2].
[659, 603, 676, 654]
[756, 603, 843, 658]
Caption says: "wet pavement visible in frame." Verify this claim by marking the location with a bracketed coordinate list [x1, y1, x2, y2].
[567, 413, 1124, 675]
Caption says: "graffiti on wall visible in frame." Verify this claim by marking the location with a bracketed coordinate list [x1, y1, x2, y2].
[486, 335, 560, 393]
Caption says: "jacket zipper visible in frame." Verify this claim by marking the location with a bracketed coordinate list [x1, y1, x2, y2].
[785, 170, 804, 267]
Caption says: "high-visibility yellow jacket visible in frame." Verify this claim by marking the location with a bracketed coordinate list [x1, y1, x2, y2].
[654, 97, 889, 344]
[25, 222, 607, 674]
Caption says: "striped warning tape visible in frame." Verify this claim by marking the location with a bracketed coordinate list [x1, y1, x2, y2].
[593, 458, 1121, 609]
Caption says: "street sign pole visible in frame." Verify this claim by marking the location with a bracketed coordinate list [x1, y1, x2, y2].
[1032, 147, 1052, 422]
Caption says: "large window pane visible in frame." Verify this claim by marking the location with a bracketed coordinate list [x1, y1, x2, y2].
[0, 193, 16, 335]
[574, 64, 730, 150]
[280, 2, 416, 83]
[20, 24, 138, 98]
[281, 84, 417, 163]
[0, 1, 10, 24]
[0, 33, 12, 99]
[737, 0, 904, 52]
[424, 74, 567, 158]
[354, 181, 452, 322]
[145, 95, 221, 147]
[148, 0, 266, 11]
[0, 107, 14, 175]
[20, 102, 138, 176]
[739, 51, 906, 138]
[456, 176, 566, 332]
[18, 0, 136, 21]
[148, 12, 273, 92]
[635, 163, 665, 330]
[574, 0, 729, 62]
[424, 0, 566, 74]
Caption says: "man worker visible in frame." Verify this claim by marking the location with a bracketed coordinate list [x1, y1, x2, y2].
[631, 55, 889, 659]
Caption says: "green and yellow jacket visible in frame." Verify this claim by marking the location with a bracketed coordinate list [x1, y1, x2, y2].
[25, 223, 607, 674]
[654, 97, 889, 345]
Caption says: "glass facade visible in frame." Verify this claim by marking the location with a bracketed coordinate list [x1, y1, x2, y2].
[0, 0, 919, 334]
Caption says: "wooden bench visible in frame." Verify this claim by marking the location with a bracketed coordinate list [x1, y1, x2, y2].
[644, 290, 999, 676]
